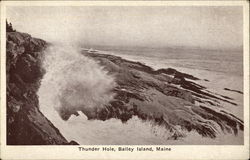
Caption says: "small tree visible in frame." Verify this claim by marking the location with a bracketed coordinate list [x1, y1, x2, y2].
[6, 20, 16, 32]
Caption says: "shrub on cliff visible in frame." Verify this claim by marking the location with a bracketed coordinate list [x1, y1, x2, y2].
[6, 20, 16, 32]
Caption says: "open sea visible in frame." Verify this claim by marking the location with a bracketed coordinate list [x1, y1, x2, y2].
[90, 46, 243, 76]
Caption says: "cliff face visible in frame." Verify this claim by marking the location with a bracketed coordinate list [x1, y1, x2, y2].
[6, 32, 71, 145]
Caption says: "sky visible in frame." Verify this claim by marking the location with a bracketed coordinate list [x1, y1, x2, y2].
[7, 6, 243, 50]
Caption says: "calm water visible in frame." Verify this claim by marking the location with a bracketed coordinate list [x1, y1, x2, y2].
[88, 45, 243, 76]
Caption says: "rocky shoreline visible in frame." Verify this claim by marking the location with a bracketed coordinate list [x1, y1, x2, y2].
[6, 31, 244, 144]
[80, 50, 244, 139]
[6, 31, 76, 145]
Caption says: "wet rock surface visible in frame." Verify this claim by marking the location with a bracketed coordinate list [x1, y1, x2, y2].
[81, 51, 244, 139]
[6, 32, 74, 145]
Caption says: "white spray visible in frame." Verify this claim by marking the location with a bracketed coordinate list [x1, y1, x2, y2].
[38, 44, 116, 120]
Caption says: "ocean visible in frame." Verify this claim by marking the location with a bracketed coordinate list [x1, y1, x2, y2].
[87, 45, 243, 76]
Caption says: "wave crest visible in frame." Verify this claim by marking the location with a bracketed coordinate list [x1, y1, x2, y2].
[39, 44, 116, 120]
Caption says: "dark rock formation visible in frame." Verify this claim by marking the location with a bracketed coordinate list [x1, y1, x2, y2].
[6, 32, 74, 145]
[81, 51, 243, 139]
[224, 88, 243, 94]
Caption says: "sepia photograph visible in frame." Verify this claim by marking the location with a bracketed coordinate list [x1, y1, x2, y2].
[1, 1, 249, 160]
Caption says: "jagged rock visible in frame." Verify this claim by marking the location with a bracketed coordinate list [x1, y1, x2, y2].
[81, 51, 244, 139]
[68, 140, 79, 145]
